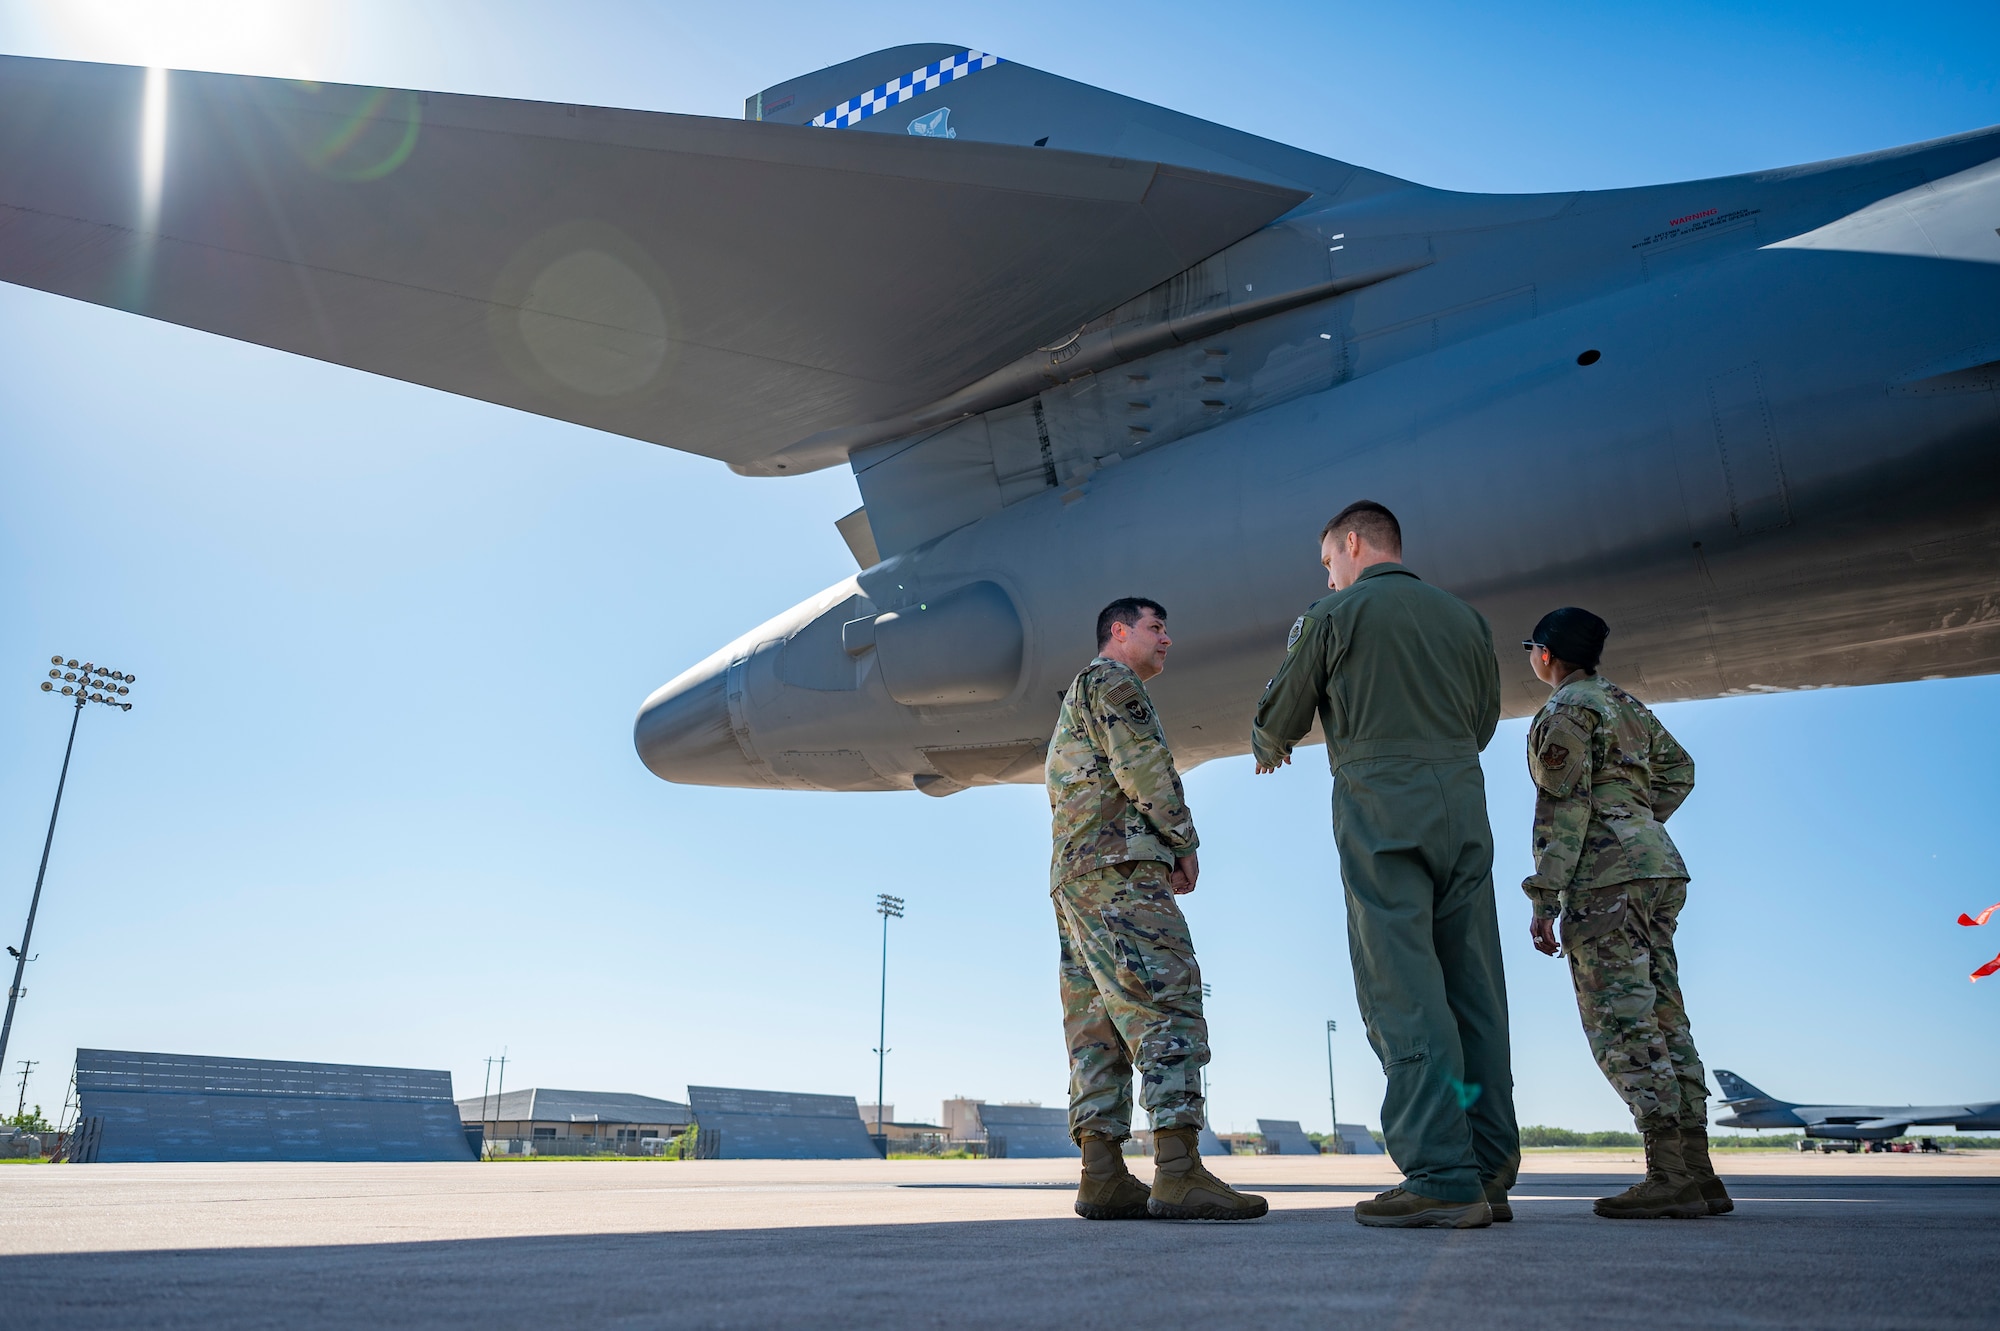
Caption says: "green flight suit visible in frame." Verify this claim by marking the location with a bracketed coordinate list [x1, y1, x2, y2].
[1251, 563, 1519, 1202]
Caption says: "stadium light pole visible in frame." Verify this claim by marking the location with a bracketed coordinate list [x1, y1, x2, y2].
[0, 658, 135, 1074]
[1324, 1019, 1340, 1153]
[873, 893, 904, 1152]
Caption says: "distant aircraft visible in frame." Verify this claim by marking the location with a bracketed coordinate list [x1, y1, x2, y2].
[1714, 1069, 2000, 1142]
[1, 45, 1996, 795]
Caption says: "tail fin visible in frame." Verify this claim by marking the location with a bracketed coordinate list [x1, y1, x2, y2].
[746, 43, 1408, 201]
[1713, 1070, 1782, 1104]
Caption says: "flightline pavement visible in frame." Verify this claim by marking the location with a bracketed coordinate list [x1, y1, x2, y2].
[2, 1150, 1995, 1329]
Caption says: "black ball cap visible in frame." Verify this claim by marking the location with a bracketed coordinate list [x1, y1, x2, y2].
[1530, 607, 1609, 670]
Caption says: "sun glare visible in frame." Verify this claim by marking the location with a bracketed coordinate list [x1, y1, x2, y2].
[139, 66, 168, 232]
[46, 0, 337, 77]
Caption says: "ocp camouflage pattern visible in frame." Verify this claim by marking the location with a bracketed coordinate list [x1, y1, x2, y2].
[1055, 861, 1208, 1139]
[1563, 877, 1708, 1131]
[1522, 673, 1694, 918]
[1046, 657, 1198, 891]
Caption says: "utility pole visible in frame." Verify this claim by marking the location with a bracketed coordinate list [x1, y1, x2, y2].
[14, 1059, 36, 1121]
[491, 1053, 508, 1154]
[480, 1053, 505, 1159]
[1324, 1019, 1340, 1153]
[1, 658, 136, 1073]
[872, 893, 904, 1154]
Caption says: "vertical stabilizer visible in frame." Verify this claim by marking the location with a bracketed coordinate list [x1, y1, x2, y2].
[746, 43, 1410, 203]
[1714, 1070, 1785, 1105]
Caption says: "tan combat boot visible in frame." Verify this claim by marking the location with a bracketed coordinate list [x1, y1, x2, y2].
[1147, 1127, 1268, 1220]
[1354, 1186, 1492, 1228]
[1679, 1126, 1734, 1215]
[1074, 1135, 1153, 1220]
[1593, 1128, 1708, 1219]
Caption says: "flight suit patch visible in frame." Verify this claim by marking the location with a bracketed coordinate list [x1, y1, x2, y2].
[1286, 615, 1308, 652]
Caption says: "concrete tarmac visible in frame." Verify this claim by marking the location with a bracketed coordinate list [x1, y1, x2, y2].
[2, 1150, 1995, 1329]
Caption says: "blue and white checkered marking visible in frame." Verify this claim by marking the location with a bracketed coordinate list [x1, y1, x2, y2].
[810, 49, 1004, 129]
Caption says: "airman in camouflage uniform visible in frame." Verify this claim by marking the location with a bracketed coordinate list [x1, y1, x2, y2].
[1048, 597, 1265, 1222]
[1523, 606, 1730, 1219]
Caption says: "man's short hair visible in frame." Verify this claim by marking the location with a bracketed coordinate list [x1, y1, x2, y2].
[1096, 597, 1166, 649]
[1321, 500, 1402, 554]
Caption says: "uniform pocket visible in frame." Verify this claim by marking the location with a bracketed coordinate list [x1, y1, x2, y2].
[1561, 889, 1629, 951]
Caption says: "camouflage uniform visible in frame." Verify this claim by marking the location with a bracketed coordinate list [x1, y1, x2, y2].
[1524, 672, 1706, 1131]
[1048, 657, 1206, 1141]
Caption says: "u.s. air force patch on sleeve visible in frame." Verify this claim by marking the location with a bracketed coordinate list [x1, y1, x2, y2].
[1539, 743, 1570, 769]
[1286, 615, 1308, 652]
[1104, 679, 1153, 727]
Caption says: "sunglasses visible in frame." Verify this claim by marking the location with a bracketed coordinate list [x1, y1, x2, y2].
[1521, 641, 1544, 652]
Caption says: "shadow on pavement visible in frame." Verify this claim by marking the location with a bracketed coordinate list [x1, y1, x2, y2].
[4, 1177, 1997, 1331]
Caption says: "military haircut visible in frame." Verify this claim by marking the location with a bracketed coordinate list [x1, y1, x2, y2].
[1322, 500, 1403, 554]
[1096, 597, 1167, 649]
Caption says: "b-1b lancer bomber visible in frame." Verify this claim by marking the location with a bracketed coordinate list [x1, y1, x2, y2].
[1, 45, 1996, 793]
[1714, 1070, 2000, 1144]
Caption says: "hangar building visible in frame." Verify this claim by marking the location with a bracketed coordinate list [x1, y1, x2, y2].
[458, 1087, 692, 1153]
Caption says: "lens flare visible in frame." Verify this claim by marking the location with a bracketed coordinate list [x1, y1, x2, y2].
[285, 83, 422, 183]
[139, 66, 168, 231]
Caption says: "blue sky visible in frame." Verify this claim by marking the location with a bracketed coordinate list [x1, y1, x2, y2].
[1, 1, 1996, 1135]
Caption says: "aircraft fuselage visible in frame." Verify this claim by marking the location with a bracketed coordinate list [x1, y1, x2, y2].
[636, 131, 2000, 793]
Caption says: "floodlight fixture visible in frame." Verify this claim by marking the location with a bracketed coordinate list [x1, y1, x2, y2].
[2, 653, 140, 1070]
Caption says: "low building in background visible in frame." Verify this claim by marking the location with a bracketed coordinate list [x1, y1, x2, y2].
[457, 1087, 692, 1155]
[941, 1096, 987, 1150]
[855, 1104, 951, 1152]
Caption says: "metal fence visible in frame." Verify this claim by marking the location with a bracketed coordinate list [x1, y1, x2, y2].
[481, 1136, 680, 1157]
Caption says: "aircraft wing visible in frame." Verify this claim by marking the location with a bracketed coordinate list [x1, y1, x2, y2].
[0, 56, 1306, 474]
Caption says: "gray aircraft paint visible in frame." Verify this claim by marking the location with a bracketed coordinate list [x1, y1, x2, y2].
[0, 48, 1995, 798]
[1713, 1070, 2000, 1141]
[642, 47, 2000, 793]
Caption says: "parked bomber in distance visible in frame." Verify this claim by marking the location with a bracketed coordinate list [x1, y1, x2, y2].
[1714, 1070, 2000, 1143]
[1, 46, 1997, 794]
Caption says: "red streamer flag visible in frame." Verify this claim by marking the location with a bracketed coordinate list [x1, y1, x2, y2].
[1973, 952, 2000, 983]
[1958, 903, 2000, 927]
